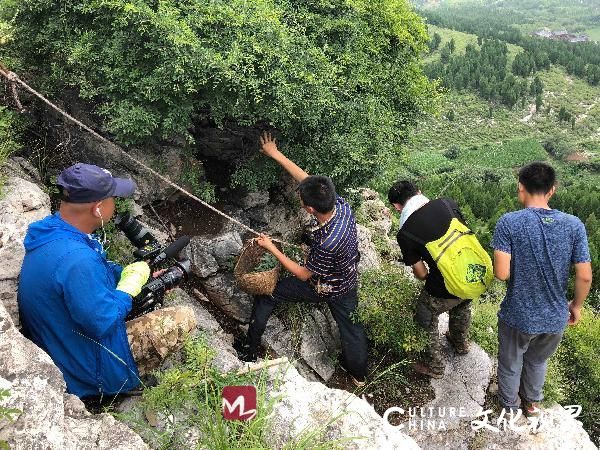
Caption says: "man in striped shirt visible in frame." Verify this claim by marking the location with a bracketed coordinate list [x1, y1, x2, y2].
[234, 132, 368, 386]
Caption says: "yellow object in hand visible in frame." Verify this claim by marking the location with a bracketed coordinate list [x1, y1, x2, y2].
[116, 261, 151, 297]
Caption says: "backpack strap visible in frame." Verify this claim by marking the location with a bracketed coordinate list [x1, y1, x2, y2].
[399, 228, 427, 246]
[441, 198, 457, 219]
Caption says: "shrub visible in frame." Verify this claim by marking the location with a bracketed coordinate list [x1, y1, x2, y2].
[356, 263, 428, 355]
[0, 106, 21, 193]
[553, 310, 600, 442]
[1, 0, 440, 191]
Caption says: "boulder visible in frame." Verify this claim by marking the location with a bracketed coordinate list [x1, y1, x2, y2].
[265, 363, 422, 449]
[403, 312, 494, 437]
[357, 188, 394, 236]
[0, 177, 51, 326]
[0, 156, 43, 184]
[299, 307, 341, 381]
[201, 272, 254, 323]
[231, 190, 270, 210]
[186, 231, 243, 278]
[245, 201, 309, 241]
[0, 300, 147, 449]
[474, 404, 597, 450]
[356, 224, 381, 273]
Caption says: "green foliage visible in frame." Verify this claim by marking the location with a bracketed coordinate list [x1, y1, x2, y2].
[255, 252, 279, 272]
[0, 389, 20, 422]
[549, 310, 600, 438]
[0, 388, 21, 449]
[0, 106, 21, 193]
[1, 0, 440, 191]
[356, 264, 429, 354]
[180, 163, 216, 204]
[103, 198, 136, 265]
[469, 282, 504, 356]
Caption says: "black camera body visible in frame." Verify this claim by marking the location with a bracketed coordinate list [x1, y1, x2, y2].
[114, 213, 191, 320]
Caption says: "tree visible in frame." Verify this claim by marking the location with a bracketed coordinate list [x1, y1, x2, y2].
[440, 45, 452, 64]
[2, 0, 440, 191]
[430, 32, 442, 51]
[449, 38, 456, 53]
[535, 93, 543, 112]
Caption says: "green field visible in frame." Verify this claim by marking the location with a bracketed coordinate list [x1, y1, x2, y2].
[425, 24, 523, 66]
[417, 25, 600, 160]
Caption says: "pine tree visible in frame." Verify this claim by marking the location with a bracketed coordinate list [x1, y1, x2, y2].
[535, 93, 543, 112]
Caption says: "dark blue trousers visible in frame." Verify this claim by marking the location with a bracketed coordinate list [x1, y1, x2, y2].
[247, 276, 368, 379]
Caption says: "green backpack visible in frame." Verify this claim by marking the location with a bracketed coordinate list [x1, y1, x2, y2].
[401, 200, 493, 300]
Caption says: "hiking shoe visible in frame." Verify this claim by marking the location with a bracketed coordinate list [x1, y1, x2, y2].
[350, 375, 367, 388]
[521, 399, 541, 418]
[444, 331, 470, 355]
[233, 336, 258, 363]
[339, 363, 367, 388]
[412, 361, 444, 379]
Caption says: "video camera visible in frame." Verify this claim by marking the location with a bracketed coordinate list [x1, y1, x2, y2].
[114, 213, 191, 320]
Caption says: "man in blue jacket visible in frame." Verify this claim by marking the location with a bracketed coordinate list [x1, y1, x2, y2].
[18, 163, 195, 398]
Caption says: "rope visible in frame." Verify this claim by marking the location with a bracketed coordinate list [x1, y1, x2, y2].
[0, 65, 300, 249]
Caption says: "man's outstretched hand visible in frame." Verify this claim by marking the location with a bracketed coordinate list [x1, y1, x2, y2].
[259, 132, 280, 158]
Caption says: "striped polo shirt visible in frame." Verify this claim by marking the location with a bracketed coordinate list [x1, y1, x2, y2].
[304, 195, 360, 296]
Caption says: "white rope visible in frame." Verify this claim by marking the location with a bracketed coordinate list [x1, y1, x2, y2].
[0, 65, 300, 248]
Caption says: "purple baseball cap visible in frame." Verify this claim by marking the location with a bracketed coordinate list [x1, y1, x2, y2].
[57, 163, 137, 203]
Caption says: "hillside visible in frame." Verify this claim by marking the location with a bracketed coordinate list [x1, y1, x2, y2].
[417, 26, 600, 157]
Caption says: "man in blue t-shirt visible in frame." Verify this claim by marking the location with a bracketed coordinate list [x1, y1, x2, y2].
[491, 162, 592, 417]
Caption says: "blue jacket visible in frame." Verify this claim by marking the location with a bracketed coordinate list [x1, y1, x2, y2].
[18, 213, 140, 398]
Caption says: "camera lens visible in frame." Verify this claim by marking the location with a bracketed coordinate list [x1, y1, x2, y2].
[114, 213, 158, 249]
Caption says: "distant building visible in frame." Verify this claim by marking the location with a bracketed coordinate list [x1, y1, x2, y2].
[532, 29, 589, 43]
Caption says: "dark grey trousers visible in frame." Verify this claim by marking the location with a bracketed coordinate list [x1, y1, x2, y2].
[497, 319, 563, 409]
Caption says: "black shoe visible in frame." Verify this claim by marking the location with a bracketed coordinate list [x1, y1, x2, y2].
[233, 336, 258, 363]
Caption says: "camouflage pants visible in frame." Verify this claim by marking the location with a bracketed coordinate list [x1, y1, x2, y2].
[415, 290, 471, 374]
[126, 306, 196, 375]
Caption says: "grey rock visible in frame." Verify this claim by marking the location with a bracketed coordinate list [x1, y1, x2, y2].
[0, 300, 148, 449]
[404, 312, 493, 433]
[262, 315, 295, 357]
[0, 177, 51, 326]
[0, 157, 43, 184]
[475, 404, 597, 450]
[356, 224, 381, 273]
[246, 201, 310, 241]
[233, 191, 270, 209]
[201, 272, 254, 323]
[186, 231, 243, 278]
[299, 307, 341, 381]
[265, 363, 422, 449]
[357, 188, 394, 236]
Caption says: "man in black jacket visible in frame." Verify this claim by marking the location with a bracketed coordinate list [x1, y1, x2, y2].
[389, 181, 471, 379]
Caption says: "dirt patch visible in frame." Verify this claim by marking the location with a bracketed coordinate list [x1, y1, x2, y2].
[153, 197, 229, 237]
[327, 347, 435, 425]
[566, 152, 589, 162]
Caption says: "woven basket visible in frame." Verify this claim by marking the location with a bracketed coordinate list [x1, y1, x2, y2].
[234, 238, 282, 295]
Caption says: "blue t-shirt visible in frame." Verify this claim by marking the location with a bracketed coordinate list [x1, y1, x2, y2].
[491, 207, 591, 334]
